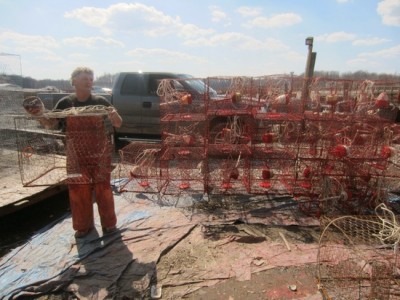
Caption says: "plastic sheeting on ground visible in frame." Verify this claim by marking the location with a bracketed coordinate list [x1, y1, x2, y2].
[0, 192, 197, 299]
[0, 186, 324, 299]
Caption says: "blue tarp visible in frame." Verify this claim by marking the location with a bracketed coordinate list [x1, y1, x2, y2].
[0, 188, 196, 299]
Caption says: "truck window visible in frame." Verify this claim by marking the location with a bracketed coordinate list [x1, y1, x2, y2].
[148, 77, 162, 95]
[148, 74, 176, 95]
[121, 74, 147, 95]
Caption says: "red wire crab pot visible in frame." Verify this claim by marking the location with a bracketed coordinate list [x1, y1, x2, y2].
[161, 113, 207, 148]
[158, 146, 207, 196]
[158, 77, 207, 121]
[117, 142, 163, 195]
[205, 76, 259, 116]
[206, 152, 251, 195]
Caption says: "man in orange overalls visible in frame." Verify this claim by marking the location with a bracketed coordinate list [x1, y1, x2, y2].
[39, 67, 122, 238]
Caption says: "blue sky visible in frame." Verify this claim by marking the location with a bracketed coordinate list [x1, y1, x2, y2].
[0, 0, 399, 80]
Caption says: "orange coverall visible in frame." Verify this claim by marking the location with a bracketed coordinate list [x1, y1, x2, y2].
[65, 115, 116, 232]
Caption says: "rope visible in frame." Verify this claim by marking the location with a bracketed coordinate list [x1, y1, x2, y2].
[43, 105, 112, 118]
[135, 148, 159, 167]
[156, 79, 188, 104]
[373, 203, 400, 247]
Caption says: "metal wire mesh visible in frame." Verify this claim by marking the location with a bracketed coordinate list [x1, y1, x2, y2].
[207, 155, 250, 195]
[206, 76, 258, 114]
[317, 205, 400, 299]
[15, 116, 66, 186]
[248, 158, 296, 195]
[16, 114, 114, 186]
[64, 115, 114, 185]
[160, 146, 206, 195]
[161, 116, 207, 147]
[158, 77, 207, 118]
[0, 55, 25, 179]
[207, 115, 255, 157]
[117, 142, 163, 196]
[115, 76, 400, 214]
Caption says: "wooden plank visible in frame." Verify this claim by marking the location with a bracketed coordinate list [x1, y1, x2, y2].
[0, 184, 67, 217]
[0, 150, 68, 216]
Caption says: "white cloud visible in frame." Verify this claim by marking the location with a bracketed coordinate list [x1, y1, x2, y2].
[63, 36, 125, 48]
[209, 5, 229, 23]
[126, 48, 206, 64]
[316, 32, 356, 43]
[184, 32, 289, 52]
[357, 44, 400, 59]
[64, 3, 179, 35]
[64, 3, 213, 39]
[243, 13, 302, 28]
[347, 44, 400, 69]
[336, 0, 351, 3]
[352, 37, 389, 46]
[377, 0, 400, 26]
[184, 32, 244, 47]
[236, 6, 262, 17]
[176, 24, 214, 39]
[0, 31, 59, 51]
[0, 31, 58, 55]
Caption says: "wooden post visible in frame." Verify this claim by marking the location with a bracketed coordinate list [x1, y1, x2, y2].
[302, 37, 317, 112]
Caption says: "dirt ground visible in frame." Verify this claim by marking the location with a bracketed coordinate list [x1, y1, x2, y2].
[155, 221, 323, 300]
[187, 265, 321, 300]
[1, 193, 325, 300]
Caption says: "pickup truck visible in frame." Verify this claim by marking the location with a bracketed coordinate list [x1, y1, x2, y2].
[110, 72, 224, 138]
[38, 72, 216, 139]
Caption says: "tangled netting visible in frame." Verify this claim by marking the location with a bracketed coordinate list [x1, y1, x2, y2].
[317, 203, 400, 299]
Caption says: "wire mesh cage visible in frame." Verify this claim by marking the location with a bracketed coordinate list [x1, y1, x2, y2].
[305, 78, 400, 123]
[206, 76, 259, 115]
[257, 74, 304, 115]
[291, 155, 396, 217]
[157, 77, 207, 119]
[159, 146, 206, 195]
[15, 104, 116, 187]
[15, 116, 66, 186]
[306, 78, 360, 115]
[252, 118, 301, 160]
[207, 115, 255, 157]
[116, 142, 163, 196]
[64, 115, 114, 185]
[0, 54, 25, 180]
[317, 204, 400, 299]
[248, 157, 296, 195]
[116, 76, 400, 216]
[161, 116, 207, 147]
[206, 154, 250, 195]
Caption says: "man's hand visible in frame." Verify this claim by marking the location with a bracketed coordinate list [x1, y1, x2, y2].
[23, 96, 44, 116]
[107, 107, 123, 128]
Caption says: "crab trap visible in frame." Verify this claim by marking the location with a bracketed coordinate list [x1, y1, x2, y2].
[161, 115, 207, 147]
[117, 76, 400, 215]
[206, 76, 258, 115]
[159, 146, 207, 195]
[16, 109, 114, 186]
[158, 77, 207, 119]
[116, 142, 163, 196]
[317, 204, 400, 299]
[206, 154, 251, 195]
[15, 116, 67, 186]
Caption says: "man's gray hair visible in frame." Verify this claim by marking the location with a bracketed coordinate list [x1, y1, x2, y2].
[70, 67, 94, 85]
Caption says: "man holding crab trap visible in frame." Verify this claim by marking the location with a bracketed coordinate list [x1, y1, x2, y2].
[23, 67, 122, 239]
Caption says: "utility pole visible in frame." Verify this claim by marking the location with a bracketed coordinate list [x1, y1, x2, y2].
[302, 37, 317, 111]
[305, 37, 316, 79]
